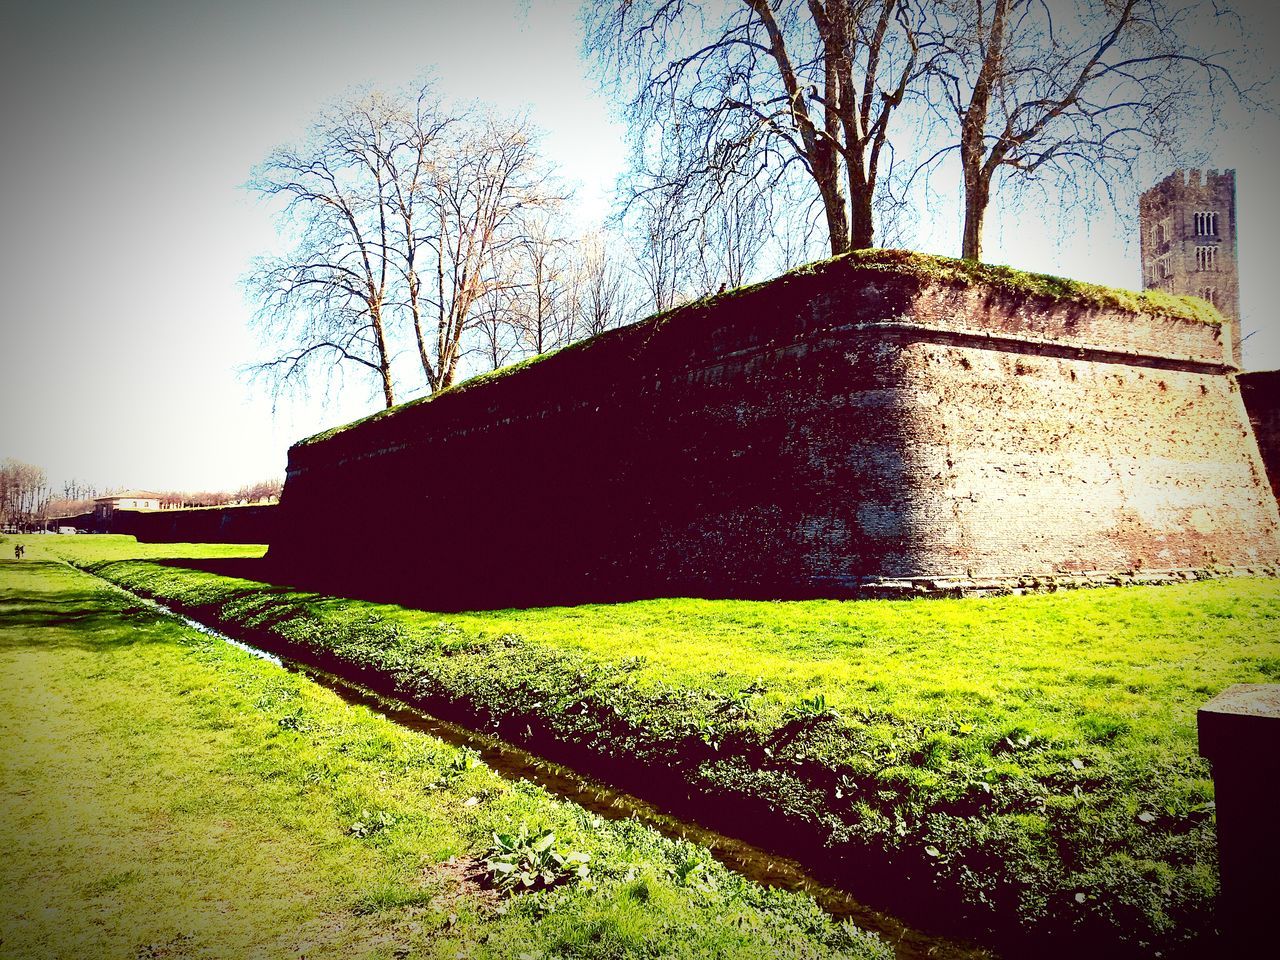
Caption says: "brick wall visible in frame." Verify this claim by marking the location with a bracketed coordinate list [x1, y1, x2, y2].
[270, 256, 1279, 608]
[109, 504, 277, 544]
[1240, 370, 1280, 503]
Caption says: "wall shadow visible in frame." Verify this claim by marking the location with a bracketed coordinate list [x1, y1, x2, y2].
[0, 561, 189, 651]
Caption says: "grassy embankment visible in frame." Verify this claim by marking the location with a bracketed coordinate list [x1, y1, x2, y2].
[30, 535, 1280, 956]
[0, 544, 890, 959]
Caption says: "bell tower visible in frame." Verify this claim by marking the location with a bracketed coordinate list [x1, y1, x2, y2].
[1139, 169, 1241, 367]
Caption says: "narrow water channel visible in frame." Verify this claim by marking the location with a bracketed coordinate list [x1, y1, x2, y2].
[114, 579, 995, 960]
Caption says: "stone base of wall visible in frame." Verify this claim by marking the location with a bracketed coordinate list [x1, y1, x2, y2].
[849, 566, 1279, 599]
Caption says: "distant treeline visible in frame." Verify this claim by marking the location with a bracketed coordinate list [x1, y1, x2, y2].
[150, 478, 283, 510]
[0, 461, 283, 527]
[0, 459, 50, 529]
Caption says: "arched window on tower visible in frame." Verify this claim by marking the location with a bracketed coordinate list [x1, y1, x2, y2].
[1196, 245, 1218, 271]
[1194, 212, 1219, 236]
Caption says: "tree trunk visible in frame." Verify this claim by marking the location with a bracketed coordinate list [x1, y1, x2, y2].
[849, 188, 874, 250]
[819, 175, 850, 255]
[379, 367, 396, 409]
[844, 123, 875, 250]
[369, 306, 396, 408]
[960, 169, 989, 261]
[957, 0, 1007, 263]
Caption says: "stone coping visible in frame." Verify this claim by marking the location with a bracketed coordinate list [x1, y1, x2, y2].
[1198, 683, 1280, 767]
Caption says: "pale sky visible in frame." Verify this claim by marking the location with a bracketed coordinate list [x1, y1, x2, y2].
[2, 0, 1277, 493]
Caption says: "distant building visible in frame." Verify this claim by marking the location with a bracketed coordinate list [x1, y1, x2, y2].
[1139, 168, 1241, 366]
[93, 490, 161, 523]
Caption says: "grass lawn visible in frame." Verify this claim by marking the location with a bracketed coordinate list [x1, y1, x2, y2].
[9, 535, 266, 563]
[0, 545, 891, 959]
[23, 534, 1280, 955]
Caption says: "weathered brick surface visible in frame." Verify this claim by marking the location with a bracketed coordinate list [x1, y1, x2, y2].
[1240, 370, 1280, 503]
[271, 259, 1280, 608]
[898, 343, 1274, 579]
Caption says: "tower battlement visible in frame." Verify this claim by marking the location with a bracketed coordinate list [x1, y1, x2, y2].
[1155, 168, 1234, 191]
[1139, 168, 1240, 366]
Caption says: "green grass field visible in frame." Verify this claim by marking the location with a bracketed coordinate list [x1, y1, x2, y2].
[19, 534, 1280, 955]
[0, 542, 891, 959]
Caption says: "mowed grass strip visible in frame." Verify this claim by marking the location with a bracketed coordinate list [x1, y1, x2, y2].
[33, 535, 1280, 954]
[0, 554, 890, 960]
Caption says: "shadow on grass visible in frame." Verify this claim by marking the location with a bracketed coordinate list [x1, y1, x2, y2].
[151, 557, 299, 590]
[0, 561, 184, 651]
[152, 555, 685, 613]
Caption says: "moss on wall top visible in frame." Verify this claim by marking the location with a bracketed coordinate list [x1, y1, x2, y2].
[818, 249, 1222, 323]
[296, 249, 1222, 450]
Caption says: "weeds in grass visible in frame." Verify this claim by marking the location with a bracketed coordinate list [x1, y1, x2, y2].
[348, 809, 398, 838]
[449, 747, 484, 772]
[688, 717, 723, 751]
[277, 708, 309, 731]
[484, 824, 590, 893]
[665, 856, 713, 890]
[784, 693, 840, 723]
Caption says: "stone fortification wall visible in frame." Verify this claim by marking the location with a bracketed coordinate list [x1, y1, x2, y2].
[1240, 370, 1280, 503]
[271, 252, 1279, 608]
[111, 504, 277, 544]
[49, 511, 95, 531]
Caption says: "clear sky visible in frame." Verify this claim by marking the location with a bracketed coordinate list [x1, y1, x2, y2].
[2, 0, 1277, 493]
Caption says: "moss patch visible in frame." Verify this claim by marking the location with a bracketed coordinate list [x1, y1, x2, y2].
[807, 249, 1223, 325]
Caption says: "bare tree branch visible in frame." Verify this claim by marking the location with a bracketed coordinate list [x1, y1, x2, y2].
[922, 0, 1255, 261]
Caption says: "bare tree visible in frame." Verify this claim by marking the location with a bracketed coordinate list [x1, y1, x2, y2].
[506, 218, 577, 357]
[48, 478, 98, 518]
[249, 87, 565, 405]
[0, 459, 49, 529]
[921, 0, 1248, 261]
[233, 478, 284, 504]
[694, 187, 775, 292]
[573, 230, 635, 338]
[470, 251, 524, 371]
[248, 88, 452, 407]
[61, 479, 96, 501]
[627, 182, 703, 313]
[415, 114, 565, 391]
[589, 0, 934, 255]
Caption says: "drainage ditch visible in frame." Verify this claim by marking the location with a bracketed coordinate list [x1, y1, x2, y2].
[98, 569, 996, 960]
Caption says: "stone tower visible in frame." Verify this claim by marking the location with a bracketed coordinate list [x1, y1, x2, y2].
[1139, 169, 1241, 366]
